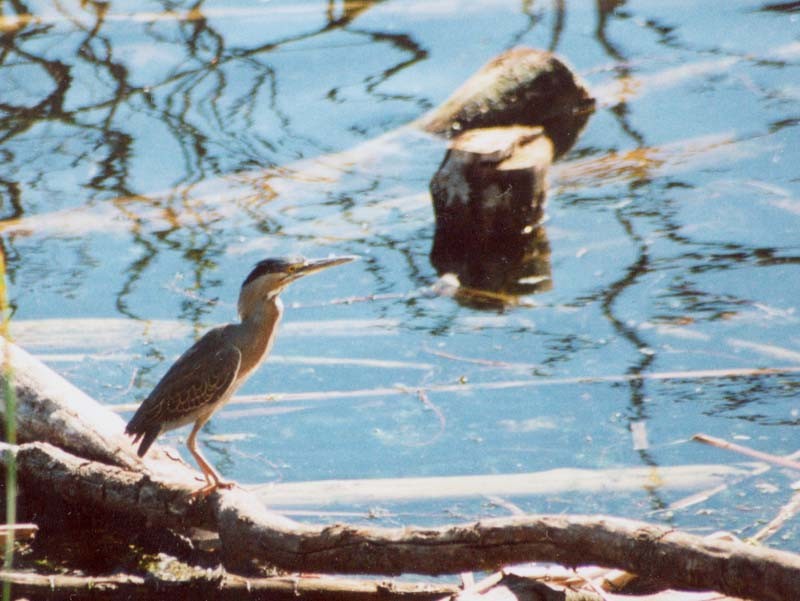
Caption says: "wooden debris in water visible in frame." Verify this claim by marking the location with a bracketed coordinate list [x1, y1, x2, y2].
[416, 47, 594, 159]
[692, 433, 800, 472]
[250, 463, 761, 507]
[430, 126, 553, 297]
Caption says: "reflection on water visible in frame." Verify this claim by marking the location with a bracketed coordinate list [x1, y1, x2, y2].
[3, 0, 800, 545]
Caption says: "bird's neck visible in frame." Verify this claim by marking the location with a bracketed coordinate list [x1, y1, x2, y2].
[236, 296, 284, 378]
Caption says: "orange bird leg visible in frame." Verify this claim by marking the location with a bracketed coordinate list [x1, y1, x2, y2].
[186, 418, 235, 498]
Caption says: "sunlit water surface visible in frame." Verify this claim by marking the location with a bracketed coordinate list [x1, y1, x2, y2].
[3, 0, 800, 547]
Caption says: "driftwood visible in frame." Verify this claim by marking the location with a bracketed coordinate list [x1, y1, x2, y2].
[3, 341, 141, 470]
[0, 568, 615, 601]
[0, 569, 458, 601]
[252, 463, 761, 507]
[3, 338, 800, 601]
[425, 49, 593, 300]
[430, 126, 553, 296]
[4, 436, 800, 601]
[415, 47, 595, 159]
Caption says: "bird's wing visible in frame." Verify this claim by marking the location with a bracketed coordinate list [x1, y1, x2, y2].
[131, 326, 242, 429]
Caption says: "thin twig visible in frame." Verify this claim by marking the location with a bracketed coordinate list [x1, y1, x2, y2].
[113, 364, 800, 412]
[295, 292, 410, 308]
[692, 434, 800, 472]
[406, 389, 446, 447]
[658, 448, 800, 515]
[107, 367, 139, 401]
[571, 569, 612, 601]
[752, 491, 800, 543]
[423, 347, 539, 370]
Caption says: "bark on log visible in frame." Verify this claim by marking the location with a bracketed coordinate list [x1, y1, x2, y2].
[0, 569, 458, 601]
[4, 439, 799, 601]
[0, 339, 201, 484]
[429, 126, 553, 296]
[5, 341, 800, 601]
[415, 47, 595, 159]
[0, 341, 140, 469]
[1, 440, 213, 531]
[215, 490, 800, 601]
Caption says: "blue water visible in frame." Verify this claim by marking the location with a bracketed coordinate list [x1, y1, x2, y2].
[3, 0, 800, 547]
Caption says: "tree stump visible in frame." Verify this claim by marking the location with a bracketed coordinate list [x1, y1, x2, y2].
[416, 47, 595, 159]
[430, 126, 553, 300]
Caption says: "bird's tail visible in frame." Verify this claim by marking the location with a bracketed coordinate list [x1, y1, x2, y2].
[125, 411, 161, 458]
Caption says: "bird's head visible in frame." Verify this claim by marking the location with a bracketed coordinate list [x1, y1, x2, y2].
[238, 255, 357, 319]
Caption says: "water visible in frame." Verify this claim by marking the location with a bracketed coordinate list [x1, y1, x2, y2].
[3, 0, 800, 548]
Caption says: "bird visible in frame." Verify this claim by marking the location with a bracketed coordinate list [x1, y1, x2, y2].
[125, 255, 357, 496]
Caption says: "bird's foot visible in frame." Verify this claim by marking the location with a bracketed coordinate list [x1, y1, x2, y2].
[189, 483, 217, 499]
[189, 477, 237, 498]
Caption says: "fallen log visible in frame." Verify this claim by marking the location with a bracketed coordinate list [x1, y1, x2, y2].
[1, 441, 212, 531]
[5, 341, 800, 601]
[0, 341, 140, 470]
[252, 463, 761, 507]
[0, 340, 201, 486]
[0, 569, 458, 601]
[4, 439, 800, 601]
[215, 491, 800, 601]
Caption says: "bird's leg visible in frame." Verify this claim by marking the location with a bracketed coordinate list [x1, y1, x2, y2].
[186, 419, 235, 497]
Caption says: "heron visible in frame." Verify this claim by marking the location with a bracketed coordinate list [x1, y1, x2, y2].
[125, 255, 357, 496]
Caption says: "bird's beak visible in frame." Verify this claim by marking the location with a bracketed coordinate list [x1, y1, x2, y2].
[287, 255, 358, 282]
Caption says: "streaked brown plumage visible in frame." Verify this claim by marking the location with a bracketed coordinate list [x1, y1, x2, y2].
[125, 255, 356, 496]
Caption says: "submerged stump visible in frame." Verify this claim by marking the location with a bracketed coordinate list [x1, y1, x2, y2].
[430, 126, 553, 299]
[425, 47, 594, 304]
[417, 47, 595, 159]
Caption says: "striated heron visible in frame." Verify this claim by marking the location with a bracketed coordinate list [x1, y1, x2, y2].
[125, 255, 357, 496]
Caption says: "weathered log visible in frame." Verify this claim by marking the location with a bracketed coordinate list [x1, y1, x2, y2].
[0, 341, 140, 469]
[0, 339, 200, 485]
[6, 341, 800, 601]
[0, 569, 458, 601]
[1, 441, 212, 531]
[5, 439, 800, 600]
[252, 463, 761, 507]
[215, 492, 800, 601]
[429, 126, 553, 297]
[416, 47, 595, 159]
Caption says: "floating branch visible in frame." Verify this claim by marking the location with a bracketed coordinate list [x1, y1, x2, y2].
[251, 463, 760, 507]
[693, 433, 800, 472]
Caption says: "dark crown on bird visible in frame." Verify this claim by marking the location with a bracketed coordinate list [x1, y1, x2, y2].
[242, 257, 304, 289]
